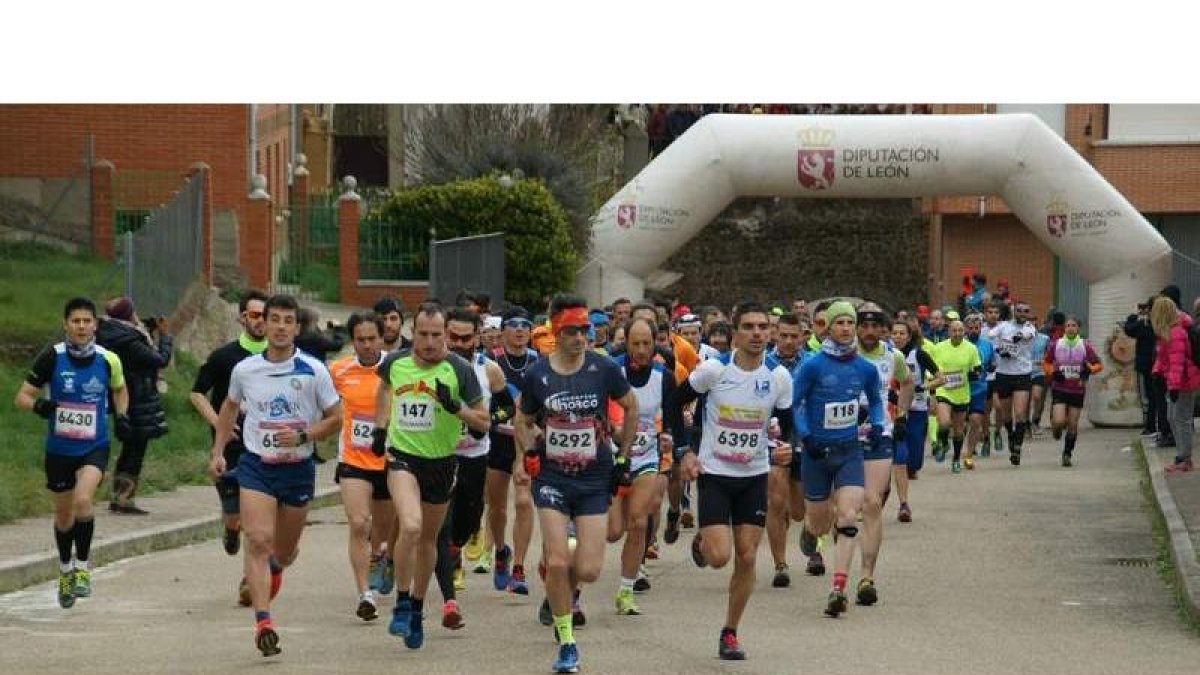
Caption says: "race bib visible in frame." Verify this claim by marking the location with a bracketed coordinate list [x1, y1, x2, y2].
[394, 395, 435, 432]
[53, 402, 97, 441]
[631, 421, 659, 461]
[349, 413, 375, 450]
[1061, 364, 1081, 380]
[545, 418, 598, 466]
[913, 391, 929, 407]
[258, 419, 306, 462]
[944, 372, 965, 389]
[823, 400, 858, 430]
[712, 409, 764, 464]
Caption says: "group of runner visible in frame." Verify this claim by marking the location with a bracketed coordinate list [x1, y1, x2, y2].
[16, 287, 1107, 673]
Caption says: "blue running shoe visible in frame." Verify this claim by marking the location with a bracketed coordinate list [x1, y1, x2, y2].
[553, 642, 580, 673]
[368, 556, 385, 592]
[388, 597, 412, 638]
[404, 611, 424, 649]
[493, 545, 512, 591]
[379, 558, 395, 595]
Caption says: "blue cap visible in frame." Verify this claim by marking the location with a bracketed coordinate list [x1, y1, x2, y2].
[589, 310, 609, 326]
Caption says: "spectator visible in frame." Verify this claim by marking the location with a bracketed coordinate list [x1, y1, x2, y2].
[1151, 295, 1197, 472]
[915, 304, 931, 337]
[1125, 297, 1162, 437]
[295, 307, 345, 363]
[648, 104, 668, 157]
[97, 296, 173, 515]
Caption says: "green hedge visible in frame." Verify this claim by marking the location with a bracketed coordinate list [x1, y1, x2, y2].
[375, 176, 576, 309]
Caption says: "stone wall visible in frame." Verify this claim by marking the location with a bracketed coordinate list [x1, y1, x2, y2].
[660, 197, 928, 313]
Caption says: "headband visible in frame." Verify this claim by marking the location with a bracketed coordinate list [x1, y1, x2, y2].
[551, 307, 591, 335]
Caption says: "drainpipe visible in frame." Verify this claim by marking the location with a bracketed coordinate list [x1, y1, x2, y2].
[248, 104, 258, 191]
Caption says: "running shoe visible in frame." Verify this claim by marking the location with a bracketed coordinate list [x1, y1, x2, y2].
[772, 563, 791, 588]
[508, 564, 529, 595]
[615, 588, 640, 615]
[897, 503, 912, 523]
[463, 531, 483, 564]
[572, 590, 586, 627]
[1165, 458, 1194, 473]
[645, 542, 660, 560]
[1061, 452, 1073, 468]
[856, 578, 878, 606]
[388, 597, 412, 638]
[493, 544, 512, 591]
[824, 590, 848, 617]
[633, 567, 651, 593]
[932, 442, 947, 463]
[255, 618, 281, 657]
[223, 527, 240, 556]
[553, 642, 580, 674]
[368, 555, 385, 592]
[963, 456, 975, 471]
[71, 568, 92, 598]
[269, 568, 283, 600]
[454, 566, 467, 592]
[799, 527, 819, 557]
[994, 429, 1005, 452]
[238, 577, 252, 607]
[357, 591, 379, 621]
[664, 510, 681, 544]
[718, 631, 746, 660]
[57, 570, 75, 609]
[806, 552, 826, 576]
[980, 436, 991, 457]
[1031, 424, 1045, 438]
[404, 611, 424, 649]
[951, 460, 962, 474]
[1009, 449, 1022, 466]
[380, 558, 395, 595]
[538, 597, 553, 626]
[1052, 427, 1063, 441]
[691, 533, 707, 568]
[473, 549, 491, 574]
[442, 599, 464, 630]
[680, 511, 695, 529]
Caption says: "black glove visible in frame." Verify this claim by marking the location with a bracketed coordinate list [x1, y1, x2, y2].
[801, 436, 826, 460]
[611, 454, 632, 496]
[32, 397, 57, 419]
[468, 424, 488, 440]
[1169, 390, 1180, 403]
[115, 415, 134, 442]
[371, 427, 388, 457]
[434, 379, 461, 415]
[892, 416, 908, 442]
[491, 406, 513, 426]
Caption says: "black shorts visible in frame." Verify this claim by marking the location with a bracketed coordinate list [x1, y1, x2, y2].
[936, 396, 970, 415]
[487, 434, 517, 474]
[336, 462, 391, 501]
[388, 450, 457, 505]
[994, 373, 1032, 399]
[45, 446, 109, 493]
[1051, 390, 1086, 409]
[698, 473, 768, 529]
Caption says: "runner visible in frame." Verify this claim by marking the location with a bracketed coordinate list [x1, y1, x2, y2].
[981, 301, 1004, 455]
[374, 302, 491, 650]
[374, 296, 413, 353]
[480, 315, 502, 353]
[329, 312, 390, 621]
[963, 314, 996, 468]
[486, 305, 538, 595]
[991, 301, 1038, 466]
[676, 312, 719, 361]
[791, 300, 882, 618]
[853, 303, 912, 606]
[189, 289, 269, 604]
[890, 318, 941, 522]
[932, 320, 982, 474]
[764, 313, 809, 587]
[14, 297, 130, 609]
[513, 293, 639, 673]
[607, 318, 685, 615]
[676, 300, 794, 659]
[1028, 318, 1051, 437]
[433, 307, 509, 629]
[206, 294, 342, 657]
[1043, 316, 1103, 467]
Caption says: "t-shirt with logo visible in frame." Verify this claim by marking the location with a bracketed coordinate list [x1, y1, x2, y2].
[377, 350, 484, 460]
[932, 340, 982, 406]
[990, 321, 1037, 376]
[519, 351, 630, 487]
[792, 351, 882, 447]
[330, 353, 385, 471]
[689, 351, 793, 478]
[455, 352, 493, 459]
[229, 349, 340, 464]
[28, 342, 126, 457]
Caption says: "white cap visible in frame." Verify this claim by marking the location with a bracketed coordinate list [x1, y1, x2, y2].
[483, 315, 502, 331]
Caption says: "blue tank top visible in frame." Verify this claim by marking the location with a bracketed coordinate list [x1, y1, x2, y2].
[47, 343, 116, 456]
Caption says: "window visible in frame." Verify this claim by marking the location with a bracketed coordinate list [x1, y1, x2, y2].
[1105, 104, 1200, 144]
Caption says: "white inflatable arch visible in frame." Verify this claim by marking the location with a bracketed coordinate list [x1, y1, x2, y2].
[580, 113, 1172, 425]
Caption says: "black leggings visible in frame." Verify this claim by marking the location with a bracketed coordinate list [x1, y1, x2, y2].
[434, 455, 489, 602]
[115, 436, 150, 478]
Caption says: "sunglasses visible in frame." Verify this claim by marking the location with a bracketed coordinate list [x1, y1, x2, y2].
[503, 319, 533, 329]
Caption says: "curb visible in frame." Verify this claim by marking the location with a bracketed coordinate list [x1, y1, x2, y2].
[0, 486, 341, 595]
[1136, 441, 1200, 622]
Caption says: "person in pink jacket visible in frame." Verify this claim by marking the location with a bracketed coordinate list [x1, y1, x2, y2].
[1042, 316, 1102, 467]
[1151, 296, 1197, 473]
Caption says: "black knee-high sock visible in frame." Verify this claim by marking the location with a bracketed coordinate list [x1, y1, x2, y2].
[1014, 422, 1027, 449]
[73, 517, 94, 562]
[952, 436, 964, 462]
[1064, 433, 1077, 455]
[54, 524, 74, 565]
[937, 429, 949, 448]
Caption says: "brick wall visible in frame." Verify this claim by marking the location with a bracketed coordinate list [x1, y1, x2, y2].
[940, 214, 1055, 316]
[256, 104, 292, 207]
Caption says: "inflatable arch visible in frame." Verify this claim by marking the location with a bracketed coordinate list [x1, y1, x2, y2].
[579, 113, 1172, 425]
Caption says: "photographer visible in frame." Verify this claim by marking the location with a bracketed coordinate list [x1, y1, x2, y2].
[97, 297, 173, 514]
[295, 307, 345, 363]
[1125, 297, 1166, 440]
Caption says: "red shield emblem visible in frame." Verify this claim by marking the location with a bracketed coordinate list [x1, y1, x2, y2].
[797, 149, 835, 190]
[1047, 214, 1066, 238]
[617, 204, 637, 229]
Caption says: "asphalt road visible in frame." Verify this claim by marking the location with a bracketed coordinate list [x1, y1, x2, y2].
[0, 429, 1196, 674]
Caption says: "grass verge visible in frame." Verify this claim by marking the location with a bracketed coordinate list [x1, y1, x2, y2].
[1133, 440, 1200, 634]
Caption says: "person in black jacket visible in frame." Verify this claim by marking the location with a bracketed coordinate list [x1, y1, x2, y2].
[97, 297, 173, 514]
[295, 307, 345, 363]
[1125, 297, 1165, 439]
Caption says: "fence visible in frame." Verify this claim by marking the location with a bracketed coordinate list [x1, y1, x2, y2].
[358, 207, 431, 282]
[119, 172, 206, 318]
[429, 233, 505, 305]
[274, 190, 340, 301]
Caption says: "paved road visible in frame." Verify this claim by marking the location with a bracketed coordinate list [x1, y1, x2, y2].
[0, 429, 1196, 673]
